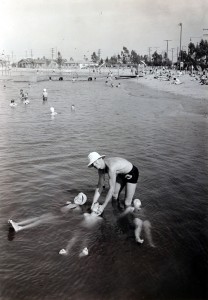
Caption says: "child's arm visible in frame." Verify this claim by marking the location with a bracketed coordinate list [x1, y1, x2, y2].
[120, 206, 134, 217]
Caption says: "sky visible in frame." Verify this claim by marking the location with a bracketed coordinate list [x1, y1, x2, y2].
[0, 0, 208, 62]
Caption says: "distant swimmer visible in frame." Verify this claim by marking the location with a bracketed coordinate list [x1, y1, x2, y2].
[72, 78, 76, 83]
[50, 107, 57, 116]
[23, 92, 29, 104]
[20, 89, 25, 100]
[24, 92, 29, 100]
[43, 88, 48, 101]
[71, 104, 75, 111]
[116, 83, 121, 88]
[10, 100, 17, 107]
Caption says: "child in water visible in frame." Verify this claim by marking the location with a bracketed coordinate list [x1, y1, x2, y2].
[10, 100, 17, 107]
[8, 193, 87, 232]
[121, 199, 155, 247]
[59, 202, 103, 257]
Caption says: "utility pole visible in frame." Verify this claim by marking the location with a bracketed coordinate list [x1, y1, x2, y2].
[203, 29, 208, 41]
[164, 40, 172, 59]
[51, 48, 54, 60]
[171, 48, 174, 63]
[148, 47, 152, 62]
[178, 23, 182, 69]
[98, 49, 101, 61]
[30, 49, 33, 58]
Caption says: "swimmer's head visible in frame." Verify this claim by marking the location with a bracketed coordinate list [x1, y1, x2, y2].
[74, 192, 87, 205]
[43, 88, 47, 92]
[133, 199, 141, 209]
[50, 107, 55, 113]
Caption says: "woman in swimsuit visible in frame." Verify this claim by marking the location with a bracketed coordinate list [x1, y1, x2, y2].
[87, 152, 139, 215]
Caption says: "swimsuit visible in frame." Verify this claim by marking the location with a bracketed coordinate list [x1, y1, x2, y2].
[105, 164, 139, 184]
[118, 165, 139, 184]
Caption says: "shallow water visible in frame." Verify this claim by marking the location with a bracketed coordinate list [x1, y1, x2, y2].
[0, 79, 208, 300]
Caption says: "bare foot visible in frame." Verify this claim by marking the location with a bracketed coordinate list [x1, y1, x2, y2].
[136, 237, 144, 244]
[8, 220, 22, 232]
[125, 199, 132, 206]
[59, 249, 68, 255]
[79, 247, 89, 257]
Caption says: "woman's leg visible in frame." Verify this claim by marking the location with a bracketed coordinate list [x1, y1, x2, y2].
[112, 178, 126, 210]
[124, 182, 137, 206]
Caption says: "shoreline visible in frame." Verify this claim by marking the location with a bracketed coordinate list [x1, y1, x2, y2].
[133, 74, 207, 101]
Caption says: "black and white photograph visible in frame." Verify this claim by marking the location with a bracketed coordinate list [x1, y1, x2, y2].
[0, 1, 208, 299]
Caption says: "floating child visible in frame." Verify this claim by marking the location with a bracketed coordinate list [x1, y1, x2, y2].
[8, 193, 88, 233]
[59, 202, 103, 257]
[120, 199, 155, 247]
[10, 100, 17, 107]
[50, 107, 57, 116]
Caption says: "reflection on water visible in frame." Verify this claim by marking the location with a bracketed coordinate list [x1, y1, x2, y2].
[0, 79, 208, 300]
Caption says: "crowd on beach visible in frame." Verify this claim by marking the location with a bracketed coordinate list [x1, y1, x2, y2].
[143, 66, 208, 85]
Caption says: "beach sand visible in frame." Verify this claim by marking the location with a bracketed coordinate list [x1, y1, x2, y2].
[135, 73, 207, 101]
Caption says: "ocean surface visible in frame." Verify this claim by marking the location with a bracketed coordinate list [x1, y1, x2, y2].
[0, 78, 207, 300]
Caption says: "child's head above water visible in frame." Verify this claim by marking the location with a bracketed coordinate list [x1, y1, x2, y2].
[133, 199, 141, 209]
[74, 192, 87, 205]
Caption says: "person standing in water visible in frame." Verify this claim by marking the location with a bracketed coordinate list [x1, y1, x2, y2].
[43, 88, 48, 101]
[87, 152, 139, 215]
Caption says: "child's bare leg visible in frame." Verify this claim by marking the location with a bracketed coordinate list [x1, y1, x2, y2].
[134, 218, 144, 244]
[59, 236, 77, 255]
[8, 220, 23, 232]
[79, 237, 89, 257]
[16, 213, 53, 226]
[8, 213, 54, 232]
[143, 220, 156, 247]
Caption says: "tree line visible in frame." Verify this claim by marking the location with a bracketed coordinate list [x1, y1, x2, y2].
[91, 41, 208, 70]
